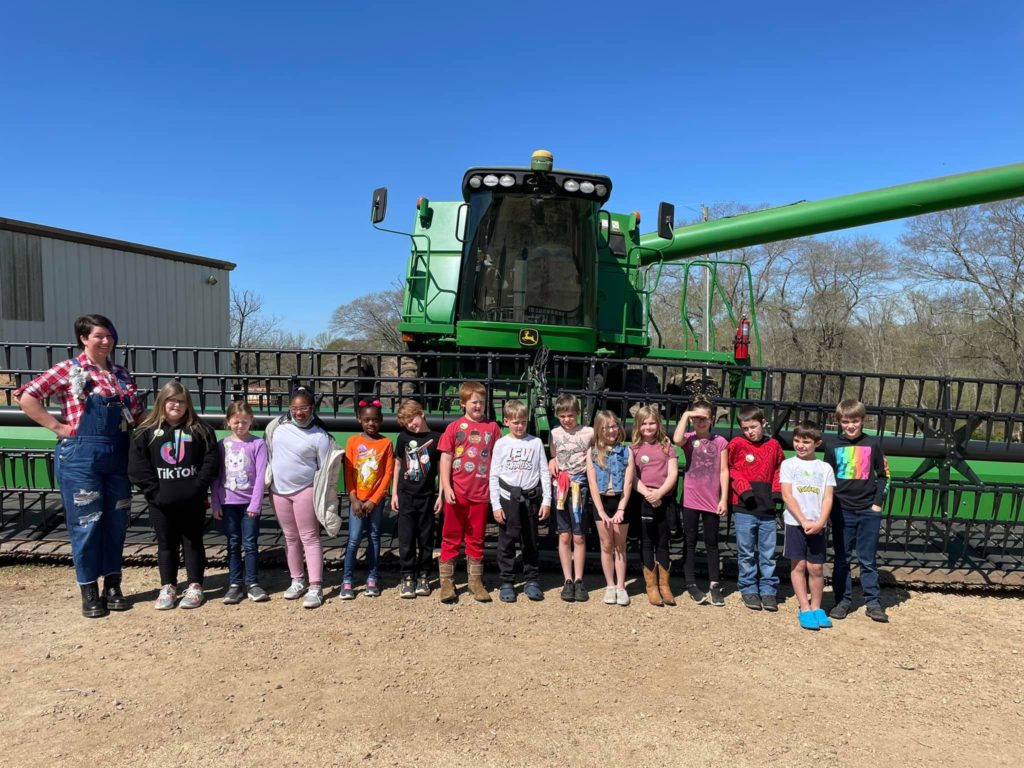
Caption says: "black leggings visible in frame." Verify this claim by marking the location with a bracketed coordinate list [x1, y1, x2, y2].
[682, 506, 721, 583]
[639, 501, 671, 570]
[149, 503, 206, 586]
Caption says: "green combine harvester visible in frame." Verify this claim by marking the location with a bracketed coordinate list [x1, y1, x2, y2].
[3, 151, 1024, 584]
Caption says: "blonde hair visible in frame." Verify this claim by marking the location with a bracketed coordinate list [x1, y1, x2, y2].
[396, 399, 424, 428]
[459, 380, 486, 404]
[223, 400, 255, 430]
[138, 381, 213, 444]
[591, 410, 623, 469]
[836, 398, 866, 421]
[631, 404, 672, 455]
[502, 399, 528, 421]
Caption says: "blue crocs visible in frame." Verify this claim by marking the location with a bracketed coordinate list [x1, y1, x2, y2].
[499, 583, 517, 603]
[798, 610, 820, 631]
[812, 608, 833, 628]
[524, 580, 544, 601]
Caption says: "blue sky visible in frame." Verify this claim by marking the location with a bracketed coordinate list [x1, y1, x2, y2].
[2, 1, 1021, 337]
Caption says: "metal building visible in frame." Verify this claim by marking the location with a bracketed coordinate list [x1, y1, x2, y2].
[0, 217, 234, 348]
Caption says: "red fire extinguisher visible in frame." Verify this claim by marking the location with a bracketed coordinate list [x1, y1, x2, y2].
[734, 317, 751, 362]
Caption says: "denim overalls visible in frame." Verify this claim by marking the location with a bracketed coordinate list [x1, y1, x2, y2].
[54, 365, 132, 585]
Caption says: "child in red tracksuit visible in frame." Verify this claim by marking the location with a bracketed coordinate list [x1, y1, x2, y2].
[438, 381, 503, 604]
[727, 404, 785, 612]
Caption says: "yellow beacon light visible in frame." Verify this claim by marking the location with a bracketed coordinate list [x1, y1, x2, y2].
[531, 149, 553, 172]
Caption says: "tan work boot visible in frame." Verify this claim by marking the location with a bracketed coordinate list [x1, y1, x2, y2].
[657, 563, 676, 606]
[439, 559, 458, 604]
[467, 557, 492, 602]
[642, 565, 664, 606]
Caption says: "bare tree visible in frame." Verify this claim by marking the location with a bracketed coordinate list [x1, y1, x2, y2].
[328, 283, 404, 351]
[229, 289, 282, 374]
[901, 200, 1024, 379]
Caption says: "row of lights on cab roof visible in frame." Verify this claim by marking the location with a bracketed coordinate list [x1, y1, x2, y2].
[466, 173, 608, 197]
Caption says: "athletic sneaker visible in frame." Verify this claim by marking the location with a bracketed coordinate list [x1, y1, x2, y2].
[742, 593, 763, 611]
[603, 587, 617, 605]
[499, 583, 516, 603]
[830, 601, 853, 620]
[798, 610, 819, 631]
[414, 576, 431, 597]
[303, 585, 324, 609]
[247, 584, 269, 602]
[223, 584, 245, 605]
[400, 577, 416, 599]
[708, 584, 725, 607]
[812, 608, 833, 628]
[179, 583, 204, 609]
[365, 579, 380, 598]
[760, 594, 778, 612]
[866, 603, 889, 623]
[155, 584, 177, 610]
[685, 584, 707, 605]
[615, 588, 630, 606]
[524, 581, 544, 601]
[283, 578, 308, 600]
[560, 579, 575, 602]
[339, 582, 355, 600]
[574, 580, 589, 602]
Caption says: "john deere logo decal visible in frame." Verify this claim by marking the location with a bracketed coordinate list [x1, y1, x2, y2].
[519, 328, 539, 346]
[519, 328, 540, 346]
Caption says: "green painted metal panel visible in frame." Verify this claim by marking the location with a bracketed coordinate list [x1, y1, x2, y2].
[455, 321, 595, 352]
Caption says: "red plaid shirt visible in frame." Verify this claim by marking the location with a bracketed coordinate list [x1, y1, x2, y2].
[15, 353, 145, 436]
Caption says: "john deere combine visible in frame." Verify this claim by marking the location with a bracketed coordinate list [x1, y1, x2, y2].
[2, 152, 1023, 583]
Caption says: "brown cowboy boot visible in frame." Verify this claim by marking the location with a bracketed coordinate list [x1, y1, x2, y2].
[439, 559, 457, 604]
[467, 557, 492, 602]
[657, 563, 676, 606]
[642, 565, 663, 607]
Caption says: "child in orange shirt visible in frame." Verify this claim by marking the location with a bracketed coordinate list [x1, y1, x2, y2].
[341, 399, 394, 599]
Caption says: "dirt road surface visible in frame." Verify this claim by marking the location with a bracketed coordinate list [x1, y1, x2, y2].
[1, 564, 1021, 767]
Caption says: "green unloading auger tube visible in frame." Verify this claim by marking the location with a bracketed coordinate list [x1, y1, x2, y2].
[638, 163, 1024, 265]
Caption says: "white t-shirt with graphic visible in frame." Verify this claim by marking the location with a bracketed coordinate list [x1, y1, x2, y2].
[779, 456, 836, 525]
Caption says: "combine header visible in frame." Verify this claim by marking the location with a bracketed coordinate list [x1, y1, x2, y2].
[3, 152, 1024, 584]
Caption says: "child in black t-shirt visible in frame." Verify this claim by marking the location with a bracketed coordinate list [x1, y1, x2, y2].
[391, 399, 443, 598]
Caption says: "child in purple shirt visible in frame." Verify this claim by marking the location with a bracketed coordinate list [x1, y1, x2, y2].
[212, 401, 269, 604]
[672, 397, 729, 607]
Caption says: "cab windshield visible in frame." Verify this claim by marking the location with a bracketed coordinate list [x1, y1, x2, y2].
[459, 192, 597, 327]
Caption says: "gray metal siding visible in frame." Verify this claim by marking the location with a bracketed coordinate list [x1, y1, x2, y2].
[1, 231, 231, 383]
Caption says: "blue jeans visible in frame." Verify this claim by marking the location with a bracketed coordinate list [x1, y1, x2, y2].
[831, 505, 882, 607]
[221, 503, 260, 586]
[733, 511, 778, 595]
[344, 499, 384, 583]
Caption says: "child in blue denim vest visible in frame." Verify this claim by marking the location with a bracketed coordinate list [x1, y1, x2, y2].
[585, 410, 634, 607]
[212, 400, 269, 605]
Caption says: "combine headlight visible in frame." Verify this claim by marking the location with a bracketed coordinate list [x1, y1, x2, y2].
[595, 184, 607, 197]
[483, 174, 499, 187]
[563, 179, 580, 192]
[580, 181, 595, 194]
[499, 174, 515, 188]
[468, 175, 482, 189]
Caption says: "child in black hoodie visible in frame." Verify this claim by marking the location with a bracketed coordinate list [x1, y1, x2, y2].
[129, 382, 220, 610]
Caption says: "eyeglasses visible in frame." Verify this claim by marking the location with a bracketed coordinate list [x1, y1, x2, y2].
[290, 406, 312, 414]
[166, 399, 187, 408]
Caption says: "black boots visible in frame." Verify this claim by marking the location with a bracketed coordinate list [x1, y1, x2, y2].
[80, 582, 109, 618]
[103, 573, 130, 611]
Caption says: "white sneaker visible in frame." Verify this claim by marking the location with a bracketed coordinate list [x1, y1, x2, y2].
[302, 585, 324, 609]
[179, 583, 204, 609]
[616, 588, 630, 607]
[283, 578, 308, 600]
[155, 584, 177, 610]
[603, 586, 617, 605]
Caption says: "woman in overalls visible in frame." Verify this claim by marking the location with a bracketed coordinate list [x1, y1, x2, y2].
[16, 314, 144, 618]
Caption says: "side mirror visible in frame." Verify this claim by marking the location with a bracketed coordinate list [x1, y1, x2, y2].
[657, 201, 675, 240]
[371, 187, 388, 224]
[455, 203, 469, 243]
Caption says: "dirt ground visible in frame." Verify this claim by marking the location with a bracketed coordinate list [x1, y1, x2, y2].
[0, 564, 1022, 768]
